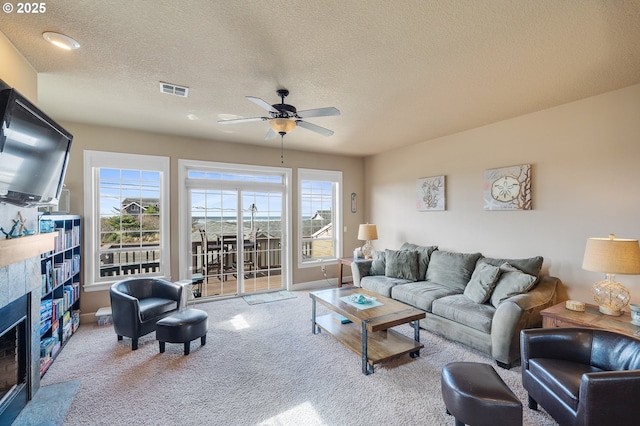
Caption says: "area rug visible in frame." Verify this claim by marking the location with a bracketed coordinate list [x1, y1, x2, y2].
[39, 288, 557, 426]
[13, 379, 80, 426]
[242, 290, 297, 305]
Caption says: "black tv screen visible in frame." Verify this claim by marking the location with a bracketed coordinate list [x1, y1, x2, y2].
[0, 81, 73, 207]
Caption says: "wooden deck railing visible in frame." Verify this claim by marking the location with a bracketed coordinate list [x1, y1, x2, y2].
[99, 237, 282, 278]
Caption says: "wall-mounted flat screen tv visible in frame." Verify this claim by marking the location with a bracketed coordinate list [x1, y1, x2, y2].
[0, 80, 73, 207]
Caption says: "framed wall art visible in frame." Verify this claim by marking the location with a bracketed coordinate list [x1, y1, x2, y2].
[416, 175, 445, 211]
[483, 164, 532, 210]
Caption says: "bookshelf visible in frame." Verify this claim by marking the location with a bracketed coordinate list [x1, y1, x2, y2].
[38, 214, 81, 377]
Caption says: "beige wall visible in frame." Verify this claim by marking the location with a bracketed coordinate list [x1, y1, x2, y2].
[60, 122, 365, 314]
[365, 83, 640, 305]
[0, 31, 37, 101]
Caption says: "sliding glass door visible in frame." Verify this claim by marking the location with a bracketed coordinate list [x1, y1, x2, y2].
[241, 191, 283, 293]
[184, 163, 288, 299]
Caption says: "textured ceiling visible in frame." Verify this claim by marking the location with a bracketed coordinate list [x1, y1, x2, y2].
[1, 1, 640, 156]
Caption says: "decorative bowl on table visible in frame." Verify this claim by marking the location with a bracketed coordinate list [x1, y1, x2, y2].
[349, 294, 376, 304]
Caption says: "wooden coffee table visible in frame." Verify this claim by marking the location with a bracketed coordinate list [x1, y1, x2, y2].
[310, 287, 425, 375]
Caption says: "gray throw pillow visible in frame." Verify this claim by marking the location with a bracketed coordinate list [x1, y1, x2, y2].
[425, 251, 483, 292]
[463, 262, 502, 304]
[479, 256, 543, 278]
[400, 242, 438, 281]
[385, 249, 420, 281]
[369, 250, 386, 276]
[490, 263, 538, 308]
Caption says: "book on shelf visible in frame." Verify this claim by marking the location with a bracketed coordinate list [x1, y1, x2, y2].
[333, 314, 352, 324]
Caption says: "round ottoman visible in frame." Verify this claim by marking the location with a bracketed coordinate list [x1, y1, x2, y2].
[156, 308, 208, 355]
[441, 362, 522, 426]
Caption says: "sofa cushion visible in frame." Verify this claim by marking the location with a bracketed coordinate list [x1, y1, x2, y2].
[528, 358, 603, 412]
[463, 262, 502, 304]
[391, 281, 460, 312]
[400, 242, 438, 281]
[138, 298, 179, 322]
[385, 249, 420, 281]
[431, 294, 495, 333]
[479, 255, 543, 278]
[360, 275, 412, 298]
[425, 251, 483, 291]
[490, 263, 538, 308]
[369, 250, 386, 275]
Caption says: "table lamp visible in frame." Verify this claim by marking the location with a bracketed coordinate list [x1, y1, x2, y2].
[582, 234, 640, 316]
[357, 224, 378, 259]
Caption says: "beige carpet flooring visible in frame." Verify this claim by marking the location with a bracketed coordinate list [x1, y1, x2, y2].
[41, 289, 557, 425]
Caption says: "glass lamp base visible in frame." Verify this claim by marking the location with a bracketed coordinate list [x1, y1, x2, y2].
[592, 277, 630, 317]
[361, 241, 373, 259]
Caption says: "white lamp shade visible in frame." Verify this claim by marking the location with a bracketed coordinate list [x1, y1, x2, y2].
[357, 224, 378, 241]
[582, 234, 640, 275]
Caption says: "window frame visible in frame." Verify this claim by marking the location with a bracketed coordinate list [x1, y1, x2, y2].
[297, 168, 342, 269]
[83, 150, 170, 292]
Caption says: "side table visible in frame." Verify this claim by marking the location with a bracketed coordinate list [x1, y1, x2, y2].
[541, 301, 640, 339]
[175, 279, 196, 309]
[337, 257, 354, 287]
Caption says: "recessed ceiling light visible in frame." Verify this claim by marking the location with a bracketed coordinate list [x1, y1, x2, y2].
[42, 32, 80, 50]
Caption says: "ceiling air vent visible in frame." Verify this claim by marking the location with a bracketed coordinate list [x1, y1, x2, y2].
[159, 82, 189, 98]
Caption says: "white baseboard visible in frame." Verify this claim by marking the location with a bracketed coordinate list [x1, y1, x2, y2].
[292, 278, 340, 290]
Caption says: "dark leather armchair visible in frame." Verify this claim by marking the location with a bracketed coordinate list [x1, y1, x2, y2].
[110, 278, 182, 350]
[521, 327, 640, 426]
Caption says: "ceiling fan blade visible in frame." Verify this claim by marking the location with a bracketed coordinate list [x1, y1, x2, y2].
[246, 96, 278, 113]
[296, 120, 334, 136]
[265, 128, 278, 140]
[296, 107, 340, 118]
[217, 117, 267, 124]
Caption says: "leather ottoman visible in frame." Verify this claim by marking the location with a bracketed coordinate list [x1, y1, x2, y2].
[156, 308, 208, 355]
[441, 362, 522, 426]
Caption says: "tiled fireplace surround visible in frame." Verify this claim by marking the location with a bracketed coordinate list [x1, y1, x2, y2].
[0, 207, 44, 423]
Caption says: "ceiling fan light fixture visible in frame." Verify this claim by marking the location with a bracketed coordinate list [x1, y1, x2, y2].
[269, 118, 296, 135]
[42, 32, 80, 50]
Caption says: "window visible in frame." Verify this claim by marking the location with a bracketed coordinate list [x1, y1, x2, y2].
[298, 169, 342, 267]
[84, 151, 170, 291]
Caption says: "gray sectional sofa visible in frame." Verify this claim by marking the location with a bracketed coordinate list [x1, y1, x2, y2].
[351, 242, 560, 368]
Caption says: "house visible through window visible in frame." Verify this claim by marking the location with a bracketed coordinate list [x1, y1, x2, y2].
[298, 169, 342, 267]
[84, 151, 170, 290]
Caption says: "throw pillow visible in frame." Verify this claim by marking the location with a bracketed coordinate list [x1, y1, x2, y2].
[463, 262, 502, 304]
[369, 250, 386, 275]
[385, 249, 420, 281]
[400, 242, 438, 281]
[490, 263, 538, 308]
[479, 256, 543, 278]
[425, 251, 483, 292]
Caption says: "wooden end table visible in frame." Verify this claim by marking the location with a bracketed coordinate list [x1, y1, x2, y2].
[337, 257, 354, 287]
[541, 301, 640, 339]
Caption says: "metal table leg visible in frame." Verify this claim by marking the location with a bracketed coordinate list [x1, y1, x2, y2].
[361, 321, 374, 375]
[311, 297, 320, 334]
[410, 320, 420, 358]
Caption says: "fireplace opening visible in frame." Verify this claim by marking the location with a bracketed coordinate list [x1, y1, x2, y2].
[0, 295, 29, 425]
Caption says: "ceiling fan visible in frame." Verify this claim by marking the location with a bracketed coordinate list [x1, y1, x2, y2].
[217, 89, 340, 140]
